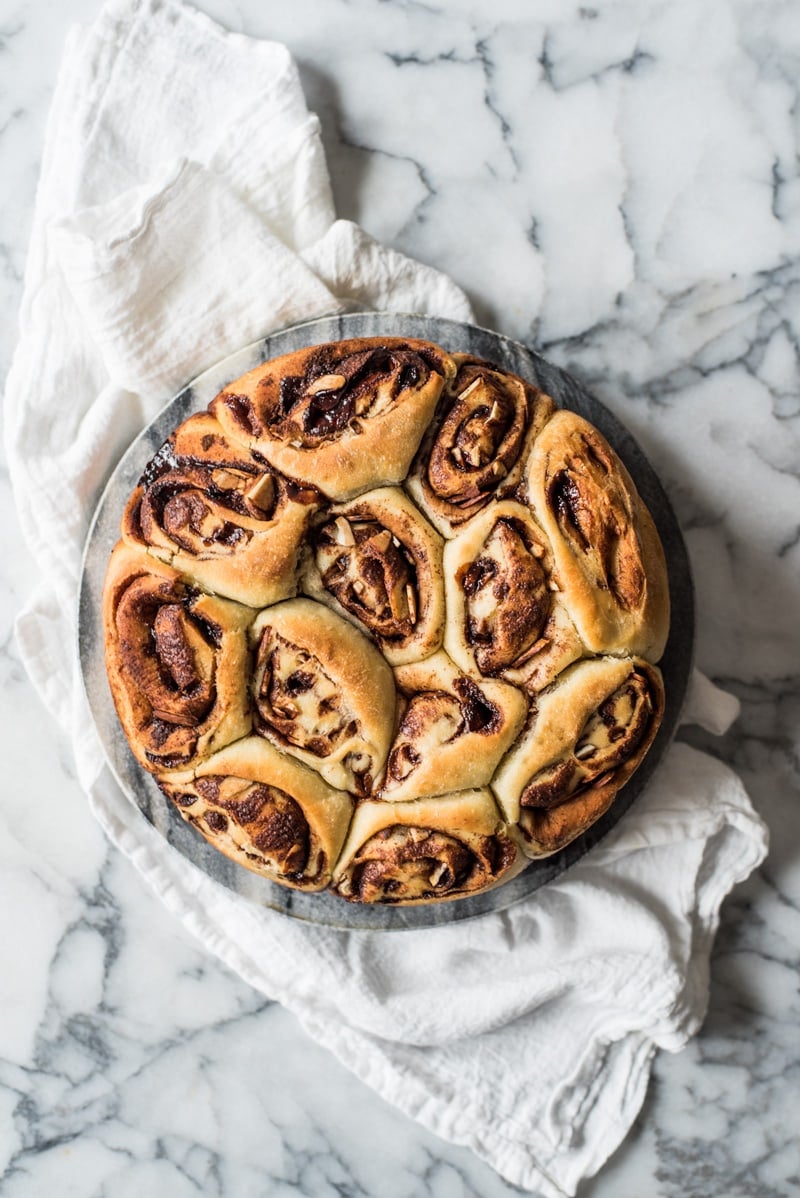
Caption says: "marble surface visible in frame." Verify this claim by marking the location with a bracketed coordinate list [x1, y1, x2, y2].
[1, 1, 798, 1195]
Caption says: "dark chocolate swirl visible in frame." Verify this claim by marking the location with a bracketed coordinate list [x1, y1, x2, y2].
[521, 669, 658, 810]
[546, 427, 645, 613]
[253, 627, 352, 761]
[336, 824, 516, 904]
[171, 775, 313, 879]
[313, 517, 416, 640]
[106, 556, 250, 771]
[122, 412, 317, 608]
[417, 357, 554, 528]
[227, 343, 443, 446]
[459, 517, 551, 674]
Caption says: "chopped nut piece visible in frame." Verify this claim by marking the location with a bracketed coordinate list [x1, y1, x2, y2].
[457, 377, 482, 401]
[332, 516, 355, 546]
[245, 473, 276, 511]
[306, 373, 346, 395]
[212, 468, 244, 490]
[405, 583, 418, 625]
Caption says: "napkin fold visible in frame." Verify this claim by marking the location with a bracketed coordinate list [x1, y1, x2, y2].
[4, 1, 768, 1195]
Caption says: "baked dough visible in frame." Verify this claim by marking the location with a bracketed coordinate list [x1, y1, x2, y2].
[330, 789, 525, 905]
[209, 337, 456, 501]
[102, 335, 671, 905]
[443, 499, 586, 690]
[408, 354, 554, 536]
[159, 736, 354, 891]
[301, 485, 445, 665]
[250, 598, 397, 795]
[384, 651, 528, 801]
[122, 411, 317, 608]
[102, 543, 252, 772]
[491, 656, 665, 857]
[524, 411, 669, 661]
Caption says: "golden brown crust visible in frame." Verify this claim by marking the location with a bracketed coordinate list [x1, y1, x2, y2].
[159, 737, 354, 891]
[443, 499, 586, 689]
[209, 337, 456, 501]
[122, 411, 318, 608]
[103, 335, 671, 905]
[301, 485, 445, 666]
[102, 542, 252, 773]
[491, 656, 665, 857]
[384, 650, 528, 801]
[524, 411, 670, 661]
[330, 789, 525, 904]
[249, 598, 397, 795]
[407, 354, 555, 536]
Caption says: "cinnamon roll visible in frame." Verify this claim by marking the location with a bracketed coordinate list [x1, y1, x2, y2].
[524, 411, 669, 661]
[102, 543, 252, 772]
[330, 790, 524, 904]
[159, 737, 354, 891]
[103, 332, 672, 905]
[443, 500, 585, 688]
[250, 598, 396, 795]
[209, 337, 456, 501]
[122, 411, 318, 608]
[383, 651, 528, 801]
[408, 355, 554, 536]
[302, 486, 445, 665]
[491, 657, 665, 857]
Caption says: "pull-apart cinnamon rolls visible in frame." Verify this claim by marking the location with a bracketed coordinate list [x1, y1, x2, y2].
[103, 336, 670, 905]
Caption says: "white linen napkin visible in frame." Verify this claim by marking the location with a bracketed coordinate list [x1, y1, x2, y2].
[4, 2, 768, 1195]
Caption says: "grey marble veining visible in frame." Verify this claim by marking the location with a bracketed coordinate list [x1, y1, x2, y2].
[1, 1, 799, 1196]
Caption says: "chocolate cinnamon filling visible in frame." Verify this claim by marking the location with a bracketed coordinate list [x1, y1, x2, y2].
[546, 434, 645, 611]
[426, 362, 528, 509]
[191, 776, 312, 877]
[460, 518, 551, 674]
[221, 392, 262, 437]
[348, 826, 478, 903]
[134, 417, 283, 559]
[117, 583, 215, 723]
[453, 676, 500, 733]
[520, 671, 655, 810]
[252, 628, 354, 759]
[265, 344, 437, 443]
[114, 575, 220, 766]
[385, 678, 500, 788]
[314, 516, 420, 641]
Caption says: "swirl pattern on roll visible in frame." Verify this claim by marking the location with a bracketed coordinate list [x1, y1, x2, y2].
[331, 791, 524, 905]
[444, 500, 585, 690]
[491, 657, 665, 857]
[525, 411, 669, 661]
[408, 355, 554, 535]
[122, 412, 317, 608]
[383, 652, 527, 801]
[102, 544, 251, 772]
[159, 738, 354, 890]
[303, 486, 445, 665]
[210, 337, 456, 500]
[250, 598, 396, 795]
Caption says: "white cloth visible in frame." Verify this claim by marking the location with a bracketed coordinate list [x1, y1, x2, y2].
[4, 2, 768, 1195]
